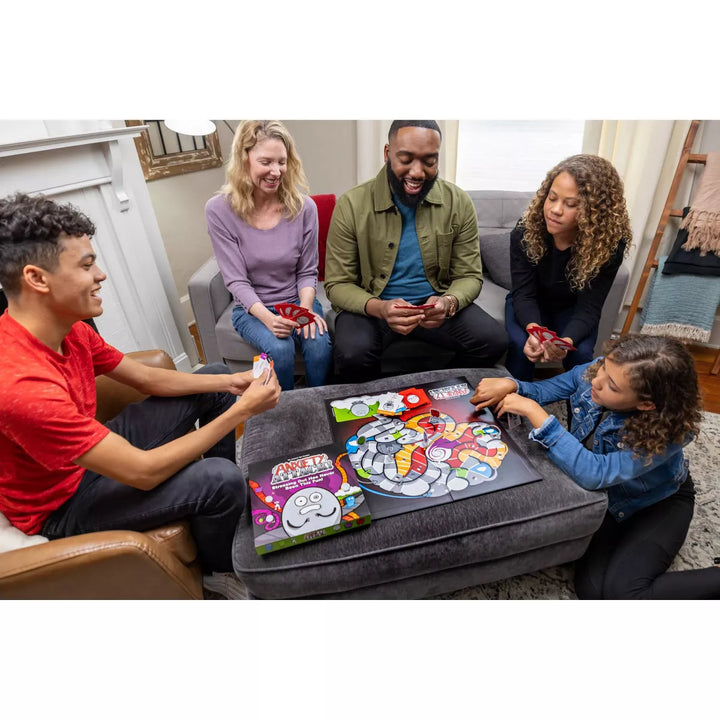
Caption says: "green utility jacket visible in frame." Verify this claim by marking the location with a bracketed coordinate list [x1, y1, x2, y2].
[324, 166, 483, 315]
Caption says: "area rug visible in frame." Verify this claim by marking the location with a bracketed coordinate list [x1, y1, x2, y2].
[233, 407, 719, 600]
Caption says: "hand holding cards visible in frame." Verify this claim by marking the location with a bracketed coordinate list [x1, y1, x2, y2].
[393, 303, 436, 310]
[274, 302, 315, 327]
[252, 353, 274, 384]
[527, 325, 576, 351]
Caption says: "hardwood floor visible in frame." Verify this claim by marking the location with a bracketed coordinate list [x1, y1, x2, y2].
[690, 344, 720, 414]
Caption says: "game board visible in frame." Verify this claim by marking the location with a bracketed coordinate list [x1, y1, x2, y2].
[247, 443, 371, 554]
[326, 376, 542, 520]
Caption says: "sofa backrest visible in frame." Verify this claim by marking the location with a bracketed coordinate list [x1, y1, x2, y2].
[465, 190, 534, 290]
[312, 194, 336, 281]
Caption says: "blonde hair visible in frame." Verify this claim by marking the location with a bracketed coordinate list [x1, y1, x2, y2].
[221, 120, 309, 222]
[521, 154, 632, 291]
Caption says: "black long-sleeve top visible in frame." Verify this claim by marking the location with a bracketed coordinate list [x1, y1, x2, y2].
[510, 224, 626, 344]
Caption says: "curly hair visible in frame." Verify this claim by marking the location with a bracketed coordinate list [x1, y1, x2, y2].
[521, 154, 632, 291]
[0, 192, 96, 296]
[221, 120, 309, 223]
[584, 335, 702, 460]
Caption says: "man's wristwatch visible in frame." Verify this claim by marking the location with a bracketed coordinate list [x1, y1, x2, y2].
[444, 295, 459, 318]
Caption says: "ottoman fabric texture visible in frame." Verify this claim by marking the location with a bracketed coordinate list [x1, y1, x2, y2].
[235, 368, 607, 599]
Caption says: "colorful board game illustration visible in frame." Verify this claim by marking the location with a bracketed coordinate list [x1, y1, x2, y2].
[247, 443, 371, 555]
[326, 377, 542, 520]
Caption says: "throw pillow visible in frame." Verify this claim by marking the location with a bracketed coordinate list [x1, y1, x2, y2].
[479, 232, 512, 290]
[0, 512, 48, 554]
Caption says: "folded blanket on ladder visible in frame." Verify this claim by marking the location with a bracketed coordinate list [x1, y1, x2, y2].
[640, 256, 720, 343]
[680, 151, 720, 255]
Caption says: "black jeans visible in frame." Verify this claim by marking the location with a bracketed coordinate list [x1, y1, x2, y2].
[574, 476, 720, 599]
[333, 303, 508, 384]
[42, 363, 246, 573]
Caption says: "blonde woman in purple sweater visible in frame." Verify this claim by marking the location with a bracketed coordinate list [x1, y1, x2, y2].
[205, 120, 332, 390]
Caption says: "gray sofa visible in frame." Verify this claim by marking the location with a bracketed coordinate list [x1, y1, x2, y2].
[188, 190, 630, 373]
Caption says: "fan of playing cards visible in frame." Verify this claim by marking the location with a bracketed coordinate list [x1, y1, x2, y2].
[274, 302, 316, 326]
[527, 325, 577, 350]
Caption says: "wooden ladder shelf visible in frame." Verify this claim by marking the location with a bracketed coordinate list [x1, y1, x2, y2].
[621, 120, 720, 375]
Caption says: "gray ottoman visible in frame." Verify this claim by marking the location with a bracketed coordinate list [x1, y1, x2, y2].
[234, 368, 607, 599]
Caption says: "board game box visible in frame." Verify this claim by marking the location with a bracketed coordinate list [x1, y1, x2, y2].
[326, 376, 542, 520]
[247, 443, 371, 555]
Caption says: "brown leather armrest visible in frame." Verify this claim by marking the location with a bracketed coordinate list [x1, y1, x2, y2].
[0, 527, 202, 600]
[95, 349, 176, 423]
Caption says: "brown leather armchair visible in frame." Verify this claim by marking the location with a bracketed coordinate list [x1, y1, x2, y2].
[0, 350, 204, 600]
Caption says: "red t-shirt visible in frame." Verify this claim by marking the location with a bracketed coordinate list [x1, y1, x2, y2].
[0, 312, 124, 533]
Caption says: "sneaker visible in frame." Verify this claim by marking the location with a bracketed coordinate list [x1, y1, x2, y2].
[202, 572, 249, 600]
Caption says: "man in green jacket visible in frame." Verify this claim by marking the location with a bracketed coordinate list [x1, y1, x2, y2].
[324, 120, 507, 383]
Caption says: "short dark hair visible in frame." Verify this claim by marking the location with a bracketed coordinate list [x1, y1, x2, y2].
[0, 193, 96, 296]
[388, 120, 442, 142]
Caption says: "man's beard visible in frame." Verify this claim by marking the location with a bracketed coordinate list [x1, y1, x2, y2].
[386, 162, 437, 208]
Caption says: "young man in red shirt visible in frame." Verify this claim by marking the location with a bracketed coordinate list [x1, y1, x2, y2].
[0, 193, 281, 597]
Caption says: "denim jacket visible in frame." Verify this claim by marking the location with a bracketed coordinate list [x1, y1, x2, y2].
[515, 361, 689, 522]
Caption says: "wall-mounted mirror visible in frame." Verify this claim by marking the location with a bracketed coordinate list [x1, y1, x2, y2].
[126, 120, 223, 181]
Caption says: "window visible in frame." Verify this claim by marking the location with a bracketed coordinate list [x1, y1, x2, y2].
[455, 120, 585, 191]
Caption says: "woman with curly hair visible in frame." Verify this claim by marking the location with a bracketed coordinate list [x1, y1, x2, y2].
[205, 120, 332, 390]
[471, 334, 720, 599]
[505, 154, 631, 380]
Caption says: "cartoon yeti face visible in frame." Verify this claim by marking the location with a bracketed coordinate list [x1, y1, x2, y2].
[281, 487, 342, 537]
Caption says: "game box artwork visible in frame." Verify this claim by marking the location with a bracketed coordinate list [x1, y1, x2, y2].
[326, 376, 542, 520]
[247, 443, 371, 555]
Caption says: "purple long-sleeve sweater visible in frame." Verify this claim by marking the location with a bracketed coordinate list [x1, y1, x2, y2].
[205, 194, 319, 311]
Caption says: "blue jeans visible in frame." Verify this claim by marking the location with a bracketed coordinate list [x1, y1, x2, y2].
[42, 363, 245, 573]
[504, 293, 597, 381]
[232, 298, 332, 390]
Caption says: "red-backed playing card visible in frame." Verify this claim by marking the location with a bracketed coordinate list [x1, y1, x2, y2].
[528, 325, 576, 350]
[274, 302, 315, 325]
[393, 303, 436, 310]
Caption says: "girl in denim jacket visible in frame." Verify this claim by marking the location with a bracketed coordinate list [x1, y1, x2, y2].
[471, 334, 720, 599]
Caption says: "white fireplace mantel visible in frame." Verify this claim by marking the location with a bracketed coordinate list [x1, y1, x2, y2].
[0, 123, 195, 370]
[0, 126, 146, 214]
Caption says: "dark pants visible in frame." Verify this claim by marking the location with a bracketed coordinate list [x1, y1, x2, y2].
[333, 303, 508, 384]
[574, 476, 720, 599]
[504, 293, 597, 381]
[42, 363, 245, 573]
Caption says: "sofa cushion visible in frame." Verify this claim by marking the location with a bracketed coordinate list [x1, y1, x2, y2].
[479, 231, 512, 290]
[0, 512, 48, 554]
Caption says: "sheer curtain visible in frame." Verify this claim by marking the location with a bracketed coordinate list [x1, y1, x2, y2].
[582, 120, 693, 315]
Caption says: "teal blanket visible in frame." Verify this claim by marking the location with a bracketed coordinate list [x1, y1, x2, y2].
[640, 256, 720, 342]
